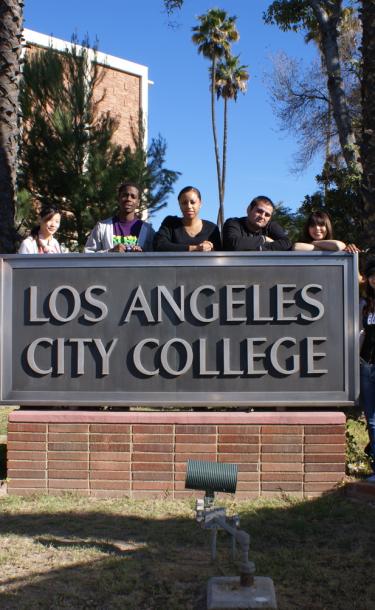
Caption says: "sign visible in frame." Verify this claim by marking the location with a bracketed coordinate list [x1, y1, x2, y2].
[0, 252, 359, 406]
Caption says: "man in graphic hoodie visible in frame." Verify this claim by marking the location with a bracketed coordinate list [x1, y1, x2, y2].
[85, 182, 154, 253]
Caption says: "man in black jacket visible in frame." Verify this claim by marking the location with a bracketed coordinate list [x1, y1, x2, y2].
[223, 195, 291, 251]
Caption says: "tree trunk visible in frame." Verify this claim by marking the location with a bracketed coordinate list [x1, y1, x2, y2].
[308, 0, 361, 172]
[360, 0, 375, 245]
[218, 96, 228, 232]
[0, 0, 23, 253]
[210, 57, 223, 232]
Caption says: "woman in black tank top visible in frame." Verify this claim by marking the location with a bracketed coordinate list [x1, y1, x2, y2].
[360, 259, 375, 481]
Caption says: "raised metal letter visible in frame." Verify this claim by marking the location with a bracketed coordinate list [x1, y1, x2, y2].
[160, 338, 193, 376]
[199, 338, 219, 375]
[69, 338, 91, 375]
[157, 285, 185, 322]
[93, 338, 118, 375]
[49, 285, 81, 323]
[226, 286, 246, 322]
[223, 338, 243, 375]
[26, 337, 53, 375]
[246, 338, 267, 375]
[252, 285, 273, 321]
[300, 285, 324, 321]
[29, 286, 49, 322]
[133, 339, 159, 376]
[306, 337, 328, 374]
[124, 286, 155, 323]
[270, 337, 300, 375]
[276, 284, 297, 321]
[190, 285, 219, 322]
[84, 286, 108, 322]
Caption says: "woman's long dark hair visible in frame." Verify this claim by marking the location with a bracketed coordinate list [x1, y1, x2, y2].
[302, 211, 333, 243]
[30, 204, 61, 239]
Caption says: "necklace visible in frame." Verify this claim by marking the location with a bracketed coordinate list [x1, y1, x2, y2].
[183, 220, 203, 237]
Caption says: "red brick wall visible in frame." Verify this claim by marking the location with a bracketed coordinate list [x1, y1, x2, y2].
[27, 44, 141, 150]
[7, 412, 346, 499]
[94, 65, 141, 148]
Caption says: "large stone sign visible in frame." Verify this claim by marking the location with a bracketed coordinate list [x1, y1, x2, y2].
[0, 252, 359, 406]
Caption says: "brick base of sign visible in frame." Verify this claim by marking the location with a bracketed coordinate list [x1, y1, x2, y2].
[6, 411, 346, 499]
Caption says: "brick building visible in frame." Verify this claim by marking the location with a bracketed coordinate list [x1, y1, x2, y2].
[23, 28, 151, 149]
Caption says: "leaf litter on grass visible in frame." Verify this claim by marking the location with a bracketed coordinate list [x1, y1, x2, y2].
[0, 492, 374, 609]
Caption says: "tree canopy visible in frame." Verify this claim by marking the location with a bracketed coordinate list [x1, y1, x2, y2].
[18, 40, 180, 250]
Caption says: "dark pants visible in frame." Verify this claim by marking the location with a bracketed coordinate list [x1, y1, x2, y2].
[360, 362, 375, 472]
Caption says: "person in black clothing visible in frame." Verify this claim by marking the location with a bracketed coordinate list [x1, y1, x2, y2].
[154, 186, 221, 252]
[360, 258, 375, 481]
[222, 195, 291, 251]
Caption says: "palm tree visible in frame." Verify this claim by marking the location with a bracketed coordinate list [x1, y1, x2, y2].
[192, 8, 239, 231]
[0, 0, 23, 252]
[215, 54, 249, 228]
[361, 0, 375, 245]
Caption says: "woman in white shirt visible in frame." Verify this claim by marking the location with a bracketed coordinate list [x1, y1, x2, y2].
[18, 205, 63, 254]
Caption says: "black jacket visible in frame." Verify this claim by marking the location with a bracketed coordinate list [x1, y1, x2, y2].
[154, 216, 222, 251]
[222, 217, 291, 251]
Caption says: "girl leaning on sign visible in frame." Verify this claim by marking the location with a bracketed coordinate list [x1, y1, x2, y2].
[293, 210, 360, 253]
[360, 258, 375, 481]
[153, 186, 221, 252]
[18, 204, 65, 254]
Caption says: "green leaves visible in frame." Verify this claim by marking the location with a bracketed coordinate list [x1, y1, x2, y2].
[215, 55, 249, 102]
[192, 8, 239, 61]
[263, 0, 316, 32]
[18, 41, 180, 250]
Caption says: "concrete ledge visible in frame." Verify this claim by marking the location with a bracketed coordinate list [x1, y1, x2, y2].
[7, 410, 346, 499]
[9, 410, 346, 425]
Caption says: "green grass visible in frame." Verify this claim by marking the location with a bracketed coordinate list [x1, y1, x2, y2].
[0, 407, 17, 436]
[0, 408, 14, 482]
[345, 410, 372, 475]
[0, 493, 374, 609]
[0, 407, 373, 608]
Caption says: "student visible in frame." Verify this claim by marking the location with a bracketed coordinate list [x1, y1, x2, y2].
[154, 186, 221, 252]
[18, 204, 63, 254]
[222, 195, 291, 251]
[360, 259, 375, 482]
[293, 211, 359, 252]
[85, 182, 154, 253]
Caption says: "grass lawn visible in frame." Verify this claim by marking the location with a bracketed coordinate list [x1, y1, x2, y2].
[0, 492, 374, 609]
[0, 408, 373, 608]
[0, 407, 16, 436]
[0, 407, 16, 481]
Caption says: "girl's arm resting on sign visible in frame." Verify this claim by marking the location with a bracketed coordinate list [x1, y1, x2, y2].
[293, 242, 315, 251]
[311, 239, 346, 251]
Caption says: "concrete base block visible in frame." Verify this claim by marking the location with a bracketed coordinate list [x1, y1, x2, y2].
[207, 576, 277, 609]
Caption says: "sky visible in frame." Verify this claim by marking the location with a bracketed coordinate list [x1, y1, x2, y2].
[23, 0, 323, 229]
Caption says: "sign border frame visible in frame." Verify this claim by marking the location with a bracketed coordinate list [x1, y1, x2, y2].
[0, 252, 359, 407]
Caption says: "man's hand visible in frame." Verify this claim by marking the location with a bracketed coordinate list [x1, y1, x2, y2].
[110, 244, 143, 252]
[110, 244, 126, 252]
[264, 236, 274, 243]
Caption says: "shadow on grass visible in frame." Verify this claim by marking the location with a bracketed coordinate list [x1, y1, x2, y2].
[0, 490, 374, 610]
